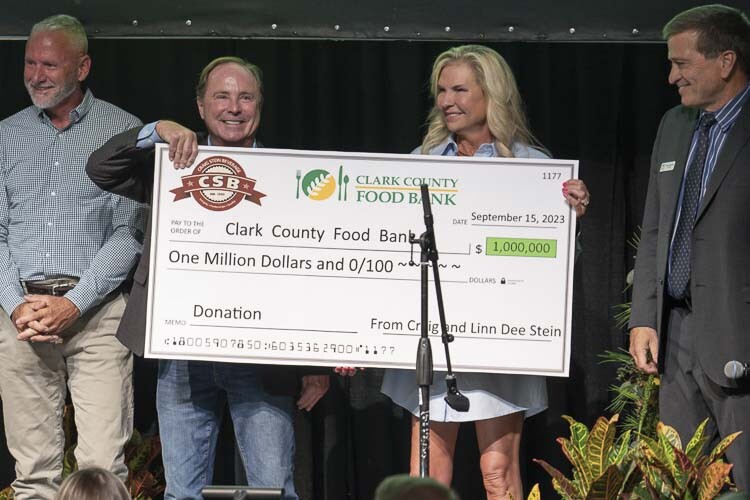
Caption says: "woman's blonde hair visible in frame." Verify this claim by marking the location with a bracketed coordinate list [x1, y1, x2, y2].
[55, 467, 130, 500]
[421, 45, 539, 157]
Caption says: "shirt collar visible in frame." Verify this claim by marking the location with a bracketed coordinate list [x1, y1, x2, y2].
[35, 88, 94, 126]
[433, 136, 497, 157]
[701, 83, 750, 133]
[207, 136, 257, 148]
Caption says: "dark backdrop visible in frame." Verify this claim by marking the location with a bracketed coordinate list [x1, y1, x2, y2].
[1, 0, 747, 39]
[0, 39, 678, 498]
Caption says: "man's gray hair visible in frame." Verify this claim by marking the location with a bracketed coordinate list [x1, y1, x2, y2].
[30, 14, 88, 54]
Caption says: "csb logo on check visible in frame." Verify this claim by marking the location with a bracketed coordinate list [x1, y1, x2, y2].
[170, 156, 266, 211]
[296, 166, 349, 201]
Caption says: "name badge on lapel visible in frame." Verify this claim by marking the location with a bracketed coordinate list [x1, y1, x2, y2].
[659, 161, 676, 172]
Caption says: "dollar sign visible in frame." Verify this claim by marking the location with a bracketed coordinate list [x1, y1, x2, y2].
[475, 244, 483, 254]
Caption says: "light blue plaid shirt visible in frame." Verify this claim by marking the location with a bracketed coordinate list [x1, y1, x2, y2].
[0, 90, 146, 315]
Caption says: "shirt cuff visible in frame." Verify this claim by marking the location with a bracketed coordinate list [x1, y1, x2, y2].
[63, 283, 98, 316]
[0, 284, 26, 318]
[136, 121, 163, 149]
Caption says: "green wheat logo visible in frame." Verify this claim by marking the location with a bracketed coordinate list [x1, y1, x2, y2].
[295, 166, 348, 201]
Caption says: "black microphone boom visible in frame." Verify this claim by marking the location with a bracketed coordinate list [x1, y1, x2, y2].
[410, 184, 470, 478]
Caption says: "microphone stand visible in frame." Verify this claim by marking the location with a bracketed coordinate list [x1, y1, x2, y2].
[410, 184, 470, 478]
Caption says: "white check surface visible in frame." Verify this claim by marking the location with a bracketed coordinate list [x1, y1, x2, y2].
[145, 145, 577, 376]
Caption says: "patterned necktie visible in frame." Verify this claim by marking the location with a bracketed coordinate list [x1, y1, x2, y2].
[668, 112, 716, 299]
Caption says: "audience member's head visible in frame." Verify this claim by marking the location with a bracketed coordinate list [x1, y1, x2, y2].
[374, 474, 460, 500]
[55, 467, 130, 500]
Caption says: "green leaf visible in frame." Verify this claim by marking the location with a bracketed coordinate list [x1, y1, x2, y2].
[708, 431, 742, 463]
[585, 464, 624, 500]
[634, 378, 660, 439]
[697, 461, 732, 500]
[129, 469, 164, 498]
[638, 435, 661, 461]
[534, 459, 580, 499]
[62, 405, 76, 452]
[562, 415, 590, 452]
[620, 461, 643, 495]
[526, 484, 541, 500]
[126, 435, 165, 498]
[558, 436, 591, 492]
[599, 347, 660, 437]
[684, 419, 708, 462]
[627, 228, 641, 251]
[656, 430, 678, 476]
[127, 437, 153, 472]
[638, 441, 680, 495]
[586, 415, 618, 479]
[608, 429, 631, 465]
[631, 483, 653, 499]
[62, 443, 77, 478]
[552, 479, 578, 500]
[612, 302, 632, 329]
[657, 421, 683, 450]
[671, 448, 697, 491]
[597, 350, 633, 366]
[639, 462, 663, 498]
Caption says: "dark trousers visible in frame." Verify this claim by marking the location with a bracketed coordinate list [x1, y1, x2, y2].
[660, 305, 750, 490]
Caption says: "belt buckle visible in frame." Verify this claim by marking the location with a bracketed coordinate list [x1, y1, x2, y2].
[48, 281, 75, 296]
[21, 277, 77, 296]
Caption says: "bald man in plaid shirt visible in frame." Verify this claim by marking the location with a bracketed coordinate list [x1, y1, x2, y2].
[0, 15, 144, 499]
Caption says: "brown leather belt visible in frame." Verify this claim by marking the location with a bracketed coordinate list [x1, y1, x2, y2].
[21, 277, 79, 296]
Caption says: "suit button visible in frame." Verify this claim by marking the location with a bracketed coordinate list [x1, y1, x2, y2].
[657, 278, 664, 285]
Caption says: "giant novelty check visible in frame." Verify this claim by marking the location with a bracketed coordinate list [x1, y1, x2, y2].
[145, 145, 578, 376]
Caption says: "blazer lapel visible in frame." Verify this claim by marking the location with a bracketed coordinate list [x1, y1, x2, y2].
[697, 103, 750, 221]
[662, 108, 698, 230]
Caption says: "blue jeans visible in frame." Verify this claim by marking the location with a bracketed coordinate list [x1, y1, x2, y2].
[157, 359, 297, 500]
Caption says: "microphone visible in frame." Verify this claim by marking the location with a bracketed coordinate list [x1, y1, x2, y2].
[723, 360, 749, 380]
